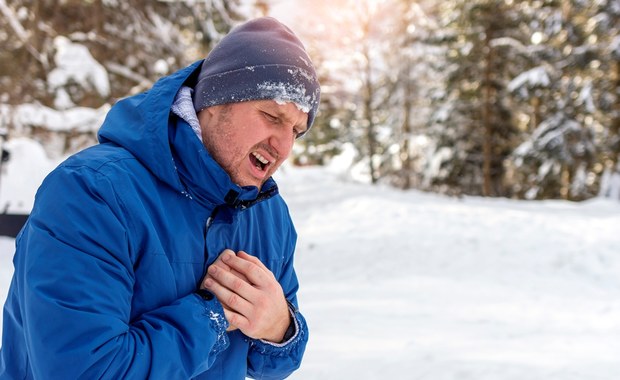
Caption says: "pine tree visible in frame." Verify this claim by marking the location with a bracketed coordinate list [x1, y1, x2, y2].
[506, 0, 612, 200]
[429, 0, 522, 197]
[590, 0, 620, 199]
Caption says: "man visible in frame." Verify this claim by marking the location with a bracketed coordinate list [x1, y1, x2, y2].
[0, 17, 320, 379]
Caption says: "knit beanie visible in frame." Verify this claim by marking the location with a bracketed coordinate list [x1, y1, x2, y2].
[193, 17, 321, 134]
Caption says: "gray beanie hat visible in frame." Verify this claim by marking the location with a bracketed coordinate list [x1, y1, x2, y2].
[192, 17, 321, 134]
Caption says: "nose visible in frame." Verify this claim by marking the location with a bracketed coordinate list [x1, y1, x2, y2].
[268, 127, 295, 160]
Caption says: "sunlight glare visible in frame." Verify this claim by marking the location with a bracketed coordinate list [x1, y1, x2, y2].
[367, 0, 387, 15]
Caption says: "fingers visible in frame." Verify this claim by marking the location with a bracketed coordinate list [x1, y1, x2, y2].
[220, 250, 273, 286]
[213, 249, 235, 272]
[200, 250, 246, 290]
[202, 249, 288, 340]
[204, 264, 262, 334]
[204, 265, 256, 312]
[221, 306, 248, 333]
[210, 249, 239, 275]
[237, 251, 272, 273]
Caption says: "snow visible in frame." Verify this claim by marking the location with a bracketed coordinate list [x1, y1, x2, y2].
[48, 36, 111, 105]
[490, 37, 528, 54]
[277, 166, 620, 380]
[424, 145, 453, 186]
[611, 35, 620, 58]
[578, 81, 595, 113]
[599, 164, 620, 200]
[0, 138, 62, 213]
[508, 66, 550, 93]
[154, 59, 170, 75]
[0, 0, 28, 41]
[0, 102, 110, 133]
[257, 79, 317, 113]
[1, 143, 619, 379]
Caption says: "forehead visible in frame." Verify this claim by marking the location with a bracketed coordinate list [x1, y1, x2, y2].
[252, 100, 308, 122]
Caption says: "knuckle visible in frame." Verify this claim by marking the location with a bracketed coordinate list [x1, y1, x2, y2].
[249, 267, 261, 279]
[265, 282, 280, 294]
[240, 260, 253, 271]
[246, 321, 258, 335]
[231, 277, 244, 292]
[227, 293, 239, 307]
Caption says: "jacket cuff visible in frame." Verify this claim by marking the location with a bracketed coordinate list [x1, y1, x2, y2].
[253, 301, 307, 354]
[194, 290, 230, 355]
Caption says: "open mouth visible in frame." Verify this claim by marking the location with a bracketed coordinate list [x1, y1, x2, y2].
[250, 152, 270, 172]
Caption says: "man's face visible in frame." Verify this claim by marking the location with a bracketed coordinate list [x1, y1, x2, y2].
[198, 99, 309, 189]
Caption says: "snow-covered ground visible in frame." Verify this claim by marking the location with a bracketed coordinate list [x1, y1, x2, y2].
[1, 165, 619, 379]
[280, 166, 620, 379]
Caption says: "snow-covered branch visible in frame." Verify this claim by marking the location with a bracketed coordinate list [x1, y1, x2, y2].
[0, 0, 49, 68]
[104, 62, 153, 94]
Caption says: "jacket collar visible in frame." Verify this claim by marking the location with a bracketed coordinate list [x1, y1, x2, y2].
[169, 116, 279, 209]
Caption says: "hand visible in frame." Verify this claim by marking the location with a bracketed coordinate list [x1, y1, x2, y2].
[201, 250, 290, 342]
[200, 249, 244, 333]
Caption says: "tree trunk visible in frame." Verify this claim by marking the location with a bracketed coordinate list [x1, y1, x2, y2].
[531, 96, 540, 132]
[482, 27, 494, 196]
[560, 164, 570, 200]
[362, 26, 378, 184]
[365, 74, 377, 184]
[401, 76, 413, 189]
[611, 60, 620, 169]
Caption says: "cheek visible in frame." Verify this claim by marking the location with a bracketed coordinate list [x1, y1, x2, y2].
[207, 114, 261, 159]
[217, 132, 243, 161]
[203, 126, 235, 163]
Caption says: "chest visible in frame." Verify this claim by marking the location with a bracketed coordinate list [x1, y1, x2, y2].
[128, 198, 289, 320]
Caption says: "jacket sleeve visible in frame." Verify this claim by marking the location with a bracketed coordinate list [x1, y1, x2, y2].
[16, 165, 229, 379]
[246, 220, 309, 380]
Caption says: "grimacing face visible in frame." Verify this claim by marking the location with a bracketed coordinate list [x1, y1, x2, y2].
[198, 100, 309, 189]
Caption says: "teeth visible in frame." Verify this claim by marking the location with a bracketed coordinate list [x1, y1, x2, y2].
[252, 152, 269, 165]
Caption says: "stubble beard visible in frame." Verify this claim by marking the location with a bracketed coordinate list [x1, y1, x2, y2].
[201, 106, 262, 189]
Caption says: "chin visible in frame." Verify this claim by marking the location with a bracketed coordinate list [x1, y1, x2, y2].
[234, 177, 263, 189]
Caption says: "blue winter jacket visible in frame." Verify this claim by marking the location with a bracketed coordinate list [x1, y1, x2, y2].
[0, 61, 308, 379]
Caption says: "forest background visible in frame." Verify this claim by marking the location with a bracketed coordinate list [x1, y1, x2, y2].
[1, 0, 619, 203]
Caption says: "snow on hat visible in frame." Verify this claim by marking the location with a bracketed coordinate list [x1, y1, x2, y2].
[193, 17, 321, 134]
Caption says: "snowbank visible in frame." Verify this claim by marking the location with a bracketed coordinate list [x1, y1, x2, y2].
[0, 138, 62, 213]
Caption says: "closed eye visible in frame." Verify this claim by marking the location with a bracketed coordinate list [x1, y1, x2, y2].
[262, 110, 306, 139]
[262, 112, 279, 123]
[294, 125, 309, 138]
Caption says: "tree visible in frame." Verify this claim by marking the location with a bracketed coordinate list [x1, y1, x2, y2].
[428, 0, 522, 197]
[589, 0, 620, 199]
[505, 0, 614, 200]
[284, 0, 396, 183]
[291, 54, 350, 166]
[0, 0, 253, 158]
[386, 0, 443, 190]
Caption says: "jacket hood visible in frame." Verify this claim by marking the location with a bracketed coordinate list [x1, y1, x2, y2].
[98, 61, 276, 208]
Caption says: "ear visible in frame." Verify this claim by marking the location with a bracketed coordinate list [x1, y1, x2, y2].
[197, 107, 215, 130]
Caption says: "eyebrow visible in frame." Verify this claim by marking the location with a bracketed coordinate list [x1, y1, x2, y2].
[265, 103, 308, 133]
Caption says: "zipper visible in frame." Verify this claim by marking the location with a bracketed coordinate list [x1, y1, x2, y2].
[202, 207, 220, 276]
